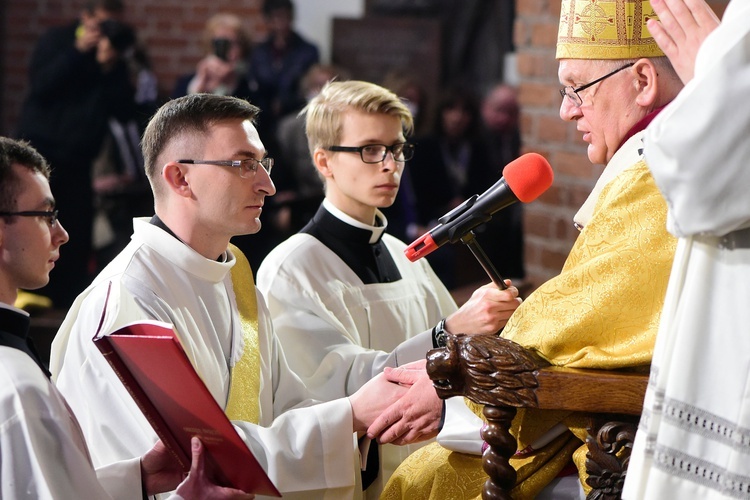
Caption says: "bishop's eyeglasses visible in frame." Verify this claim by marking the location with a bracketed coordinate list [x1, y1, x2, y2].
[559, 62, 635, 107]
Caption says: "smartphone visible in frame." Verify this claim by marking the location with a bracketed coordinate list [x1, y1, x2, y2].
[212, 38, 231, 61]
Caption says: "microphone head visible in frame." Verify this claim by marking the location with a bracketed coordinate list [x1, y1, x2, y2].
[502, 152, 554, 203]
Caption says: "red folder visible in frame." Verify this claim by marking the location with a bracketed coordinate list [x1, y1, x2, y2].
[93, 289, 281, 496]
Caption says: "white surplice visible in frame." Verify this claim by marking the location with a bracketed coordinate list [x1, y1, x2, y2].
[257, 201, 457, 497]
[0, 345, 142, 500]
[623, 2, 750, 498]
[50, 218, 359, 499]
[257, 202, 454, 399]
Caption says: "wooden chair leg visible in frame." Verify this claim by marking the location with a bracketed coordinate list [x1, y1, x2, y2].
[584, 420, 637, 500]
[480, 405, 518, 500]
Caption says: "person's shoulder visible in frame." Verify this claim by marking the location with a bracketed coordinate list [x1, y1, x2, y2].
[39, 21, 77, 43]
[258, 233, 319, 273]
[291, 31, 319, 55]
[0, 347, 51, 399]
[382, 232, 409, 252]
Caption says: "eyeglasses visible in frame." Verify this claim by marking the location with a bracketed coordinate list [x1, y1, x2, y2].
[559, 63, 635, 107]
[0, 210, 59, 227]
[325, 143, 415, 164]
[177, 158, 274, 178]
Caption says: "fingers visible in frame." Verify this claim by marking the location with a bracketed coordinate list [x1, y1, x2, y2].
[382, 366, 426, 385]
[649, 0, 720, 83]
[189, 436, 205, 476]
[373, 408, 439, 445]
[367, 404, 401, 439]
[398, 358, 427, 370]
[651, 0, 686, 47]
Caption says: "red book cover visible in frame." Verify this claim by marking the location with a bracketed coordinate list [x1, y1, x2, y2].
[93, 284, 281, 497]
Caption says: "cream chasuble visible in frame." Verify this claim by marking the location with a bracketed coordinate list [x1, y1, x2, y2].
[382, 133, 677, 500]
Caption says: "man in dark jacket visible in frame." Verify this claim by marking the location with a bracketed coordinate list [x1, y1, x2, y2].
[15, 0, 135, 307]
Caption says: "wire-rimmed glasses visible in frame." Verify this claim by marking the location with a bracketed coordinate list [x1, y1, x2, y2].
[559, 63, 635, 107]
[177, 158, 274, 177]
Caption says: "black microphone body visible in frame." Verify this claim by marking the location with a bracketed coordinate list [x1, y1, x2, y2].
[405, 152, 554, 262]
[405, 178, 517, 261]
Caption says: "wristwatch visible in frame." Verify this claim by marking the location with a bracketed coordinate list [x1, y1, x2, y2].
[433, 318, 448, 348]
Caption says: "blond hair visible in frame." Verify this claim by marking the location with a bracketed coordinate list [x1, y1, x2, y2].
[302, 80, 414, 157]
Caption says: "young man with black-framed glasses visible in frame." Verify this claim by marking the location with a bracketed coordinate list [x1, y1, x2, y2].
[257, 80, 522, 497]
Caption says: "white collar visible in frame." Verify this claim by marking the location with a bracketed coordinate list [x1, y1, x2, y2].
[0, 301, 29, 317]
[132, 218, 236, 284]
[573, 131, 646, 230]
[322, 199, 388, 244]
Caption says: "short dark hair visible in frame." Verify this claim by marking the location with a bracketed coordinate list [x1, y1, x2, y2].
[141, 94, 261, 187]
[83, 0, 125, 15]
[263, 0, 294, 16]
[0, 137, 50, 214]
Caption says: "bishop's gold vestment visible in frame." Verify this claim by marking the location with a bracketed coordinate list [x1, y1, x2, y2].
[382, 134, 677, 499]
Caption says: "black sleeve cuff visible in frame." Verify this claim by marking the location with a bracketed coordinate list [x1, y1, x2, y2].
[438, 399, 446, 432]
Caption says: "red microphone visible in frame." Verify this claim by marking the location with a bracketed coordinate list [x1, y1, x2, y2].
[405, 152, 554, 262]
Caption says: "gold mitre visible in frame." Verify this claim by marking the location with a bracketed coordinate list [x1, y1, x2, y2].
[556, 0, 665, 59]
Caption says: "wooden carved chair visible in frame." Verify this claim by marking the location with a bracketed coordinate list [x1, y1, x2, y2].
[426, 333, 648, 500]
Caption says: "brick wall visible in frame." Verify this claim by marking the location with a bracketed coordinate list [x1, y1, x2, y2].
[1, 0, 265, 136]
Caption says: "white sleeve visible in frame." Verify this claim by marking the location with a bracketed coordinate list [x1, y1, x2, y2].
[644, 1, 750, 237]
[95, 458, 144, 499]
[0, 353, 142, 500]
[252, 294, 361, 496]
[233, 398, 358, 497]
[436, 397, 485, 455]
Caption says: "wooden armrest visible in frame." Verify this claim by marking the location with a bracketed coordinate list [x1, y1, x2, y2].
[534, 366, 647, 415]
[426, 333, 648, 500]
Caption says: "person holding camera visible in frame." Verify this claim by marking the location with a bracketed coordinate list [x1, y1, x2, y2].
[171, 12, 256, 102]
[15, 0, 137, 308]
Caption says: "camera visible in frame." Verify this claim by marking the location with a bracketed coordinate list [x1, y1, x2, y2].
[212, 38, 232, 61]
[99, 19, 136, 53]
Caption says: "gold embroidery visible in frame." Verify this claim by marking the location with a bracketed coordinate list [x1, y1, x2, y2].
[225, 244, 261, 424]
[557, 0, 664, 59]
[383, 162, 676, 499]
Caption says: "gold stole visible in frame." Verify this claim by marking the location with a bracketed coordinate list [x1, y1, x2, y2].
[225, 244, 261, 423]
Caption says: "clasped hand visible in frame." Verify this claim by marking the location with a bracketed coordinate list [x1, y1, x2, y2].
[366, 360, 443, 446]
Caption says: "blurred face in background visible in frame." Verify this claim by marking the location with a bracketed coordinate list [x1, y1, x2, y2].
[441, 104, 472, 140]
[482, 86, 519, 134]
[211, 24, 244, 64]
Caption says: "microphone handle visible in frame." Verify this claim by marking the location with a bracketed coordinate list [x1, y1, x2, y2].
[460, 231, 508, 290]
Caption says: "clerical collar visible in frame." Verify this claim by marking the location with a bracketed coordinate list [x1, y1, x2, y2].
[149, 215, 228, 262]
[322, 198, 387, 245]
[618, 105, 667, 152]
[301, 201, 402, 284]
[0, 301, 30, 317]
[0, 304, 50, 378]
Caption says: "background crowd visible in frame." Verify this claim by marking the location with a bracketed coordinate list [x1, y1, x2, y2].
[11, 0, 526, 309]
